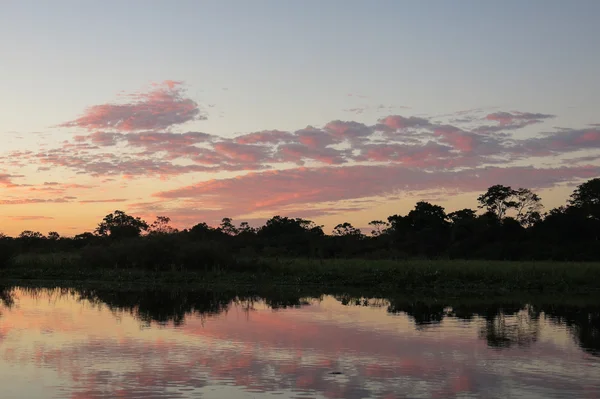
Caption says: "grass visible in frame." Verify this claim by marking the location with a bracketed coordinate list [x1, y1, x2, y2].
[2, 253, 600, 296]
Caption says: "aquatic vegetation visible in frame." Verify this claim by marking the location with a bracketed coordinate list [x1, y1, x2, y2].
[1, 254, 600, 295]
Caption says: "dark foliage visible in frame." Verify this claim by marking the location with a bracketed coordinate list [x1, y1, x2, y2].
[1, 178, 600, 266]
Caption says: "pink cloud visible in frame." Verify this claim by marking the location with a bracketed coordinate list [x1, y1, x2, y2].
[486, 111, 554, 126]
[0, 173, 15, 187]
[213, 141, 272, 163]
[0, 197, 76, 205]
[57, 81, 204, 132]
[357, 142, 452, 165]
[7, 97, 597, 194]
[296, 127, 336, 149]
[7, 216, 55, 221]
[154, 165, 600, 218]
[125, 131, 213, 147]
[235, 130, 294, 145]
[512, 128, 600, 157]
[324, 120, 372, 142]
[25, 182, 94, 194]
[433, 125, 480, 152]
[79, 199, 128, 204]
[276, 143, 348, 165]
[377, 115, 431, 131]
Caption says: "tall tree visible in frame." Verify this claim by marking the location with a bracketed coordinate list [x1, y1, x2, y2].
[368, 220, 389, 236]
[569, 178, 600, 220]
[477, 185, 518, 219]
[238, 222, 256, 234]
[219, 218, 239, 236]
[96, 210, 149, 240]
[514, 188, 543, 226]
[149, 216, 177, 235]
[332, 222, 363, 237]
[448, 208, 477, 224]
[408, 201, 449, 230]
[47, 231, 61, 240]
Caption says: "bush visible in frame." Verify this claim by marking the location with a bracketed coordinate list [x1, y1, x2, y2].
[176, 240, 237, 271]
[78, 236, 264, 273]
[0, 239, 15, 268]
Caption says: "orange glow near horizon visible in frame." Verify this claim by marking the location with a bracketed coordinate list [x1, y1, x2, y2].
[1, 81, 599, 237]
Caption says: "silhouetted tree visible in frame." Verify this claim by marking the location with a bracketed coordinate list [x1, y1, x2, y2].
[95, 210, 149, 240]
[149, 216, 177, 235]
[448, 208, 477, 224]
[514, 188, 543, 226]
[219, 217, 238, 236]
[569, 178, 600, 220]
[4, 177, 600, 262]
[332, 222, 362, 237]
[477, 185, 518, 219]
[238, 221, 256, 234]
[368, 220, 389, 237]
[19, 231, 44, 239]
[47, 231, 60, 240]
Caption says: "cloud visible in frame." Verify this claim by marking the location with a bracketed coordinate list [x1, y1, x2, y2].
[58, 81, 204, 132]
[79, 199, 128, 204]
[37, 96, 599, 180]
[0, 197, 76, 205]
[343, 104, 405, 115]
[377, 115, 431, 131]
[515, 128, 600, 156]
[25, 182, 94, 194]
[5, 86, 598, 233]
[154, 164, 600, 219]
[0, 173, 15, 187]
[356, 141, 452, 165]
[343, 107, 367, 114]
[485, 111, 554, 126]
[235, 130, 295, 145]
[325, 120, 373, 143]
[7, 216, 55, 221]
[213, 141, 273, 163]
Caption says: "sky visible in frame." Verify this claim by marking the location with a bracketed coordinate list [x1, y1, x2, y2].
[1, 0, 600, 236]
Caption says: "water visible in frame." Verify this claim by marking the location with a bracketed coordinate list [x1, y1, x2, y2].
[0, 287, 598, 398]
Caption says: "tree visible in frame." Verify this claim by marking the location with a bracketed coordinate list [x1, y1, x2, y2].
[407, 201, 449, 231]
[368, 220, 389, 237]
[448, 208, 477, 224]
[149, 216, 177, 235]
[18, 231, 44, 239]
[477, 185, 518, 220]
[95, 210, 149, 240]
[219, 218, 239, 236]
[332, 222, 363, 237]
[514, 188, 543, 226]
[569, 178, 600, 220]
[260, 216, 324, 237]
[238, 222, 256, 234]
[188, 222, 223, 240]
[74, 232, 96, 240]
[48, 231, 60, 240]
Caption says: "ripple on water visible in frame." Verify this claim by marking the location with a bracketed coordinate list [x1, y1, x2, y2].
[0, 287, 598, 399]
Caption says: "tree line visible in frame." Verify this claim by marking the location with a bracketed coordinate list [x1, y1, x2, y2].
[1, 178, 599, 265]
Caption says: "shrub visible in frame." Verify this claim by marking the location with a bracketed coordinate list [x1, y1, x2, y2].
[0, 238, 15, 268]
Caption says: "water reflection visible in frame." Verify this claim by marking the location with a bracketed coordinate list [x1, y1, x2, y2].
[0, 286, 598, 398]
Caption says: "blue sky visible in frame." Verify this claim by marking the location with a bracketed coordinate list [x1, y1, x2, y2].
[1, 0, 599, 234]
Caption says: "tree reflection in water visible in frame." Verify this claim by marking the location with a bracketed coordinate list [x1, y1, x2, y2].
[0, 286, 597, 356]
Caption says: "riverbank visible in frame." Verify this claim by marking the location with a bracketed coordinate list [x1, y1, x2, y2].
[2, 255, 600, 295]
